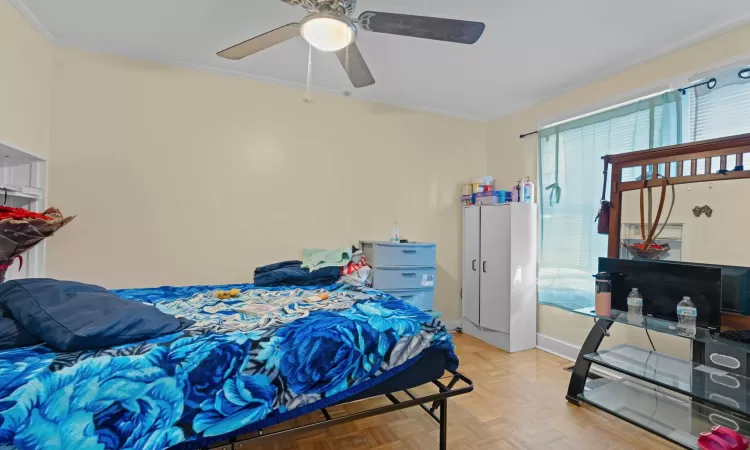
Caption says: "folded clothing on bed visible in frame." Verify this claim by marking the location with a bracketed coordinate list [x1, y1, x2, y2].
[301, 247, 353, 271]
[254, 260, 341, 287]
[0, 284, 457, 450]
[0, 279, 193, 351]
[0, 316, 41, 350]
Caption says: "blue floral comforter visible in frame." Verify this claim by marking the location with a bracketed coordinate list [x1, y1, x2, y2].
[0, 284, 457, 450]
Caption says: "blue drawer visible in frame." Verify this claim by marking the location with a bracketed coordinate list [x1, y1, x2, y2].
[384, 289, 435, 311]
[371, 267, 436, 290]
[361, 241, 436, 267]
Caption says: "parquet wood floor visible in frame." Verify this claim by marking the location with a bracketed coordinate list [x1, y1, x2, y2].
[217, 333, 679, 449]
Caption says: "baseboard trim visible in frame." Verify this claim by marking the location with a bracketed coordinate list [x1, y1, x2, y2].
[536, 333, 623, 380]
[536, 333, 581, 362]
[443, 320, 460, 332]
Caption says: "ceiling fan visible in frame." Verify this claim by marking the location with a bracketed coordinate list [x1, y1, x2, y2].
[217, 0, 485, 88]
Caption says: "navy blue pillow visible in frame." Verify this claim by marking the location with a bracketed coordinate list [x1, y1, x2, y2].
[0, 316, 41, 351]
[0, 279, 193, 352]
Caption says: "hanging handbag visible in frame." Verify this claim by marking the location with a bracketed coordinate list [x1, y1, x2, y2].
[595, 156, 611, 235]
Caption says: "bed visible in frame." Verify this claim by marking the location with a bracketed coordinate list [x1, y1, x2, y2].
[0, 283, 472, 450]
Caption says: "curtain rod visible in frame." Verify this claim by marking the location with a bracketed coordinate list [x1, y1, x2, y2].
[518, 77, 718, 139]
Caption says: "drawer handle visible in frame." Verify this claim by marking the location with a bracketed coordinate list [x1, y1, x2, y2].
[710, 353, 741, 370]
[710, 372, 741, 389]
[709, 393, 740, 409]
[709, 413, 739, 431]
[401, 273, 417, 277]
[402, 250, 417, 254]
[401, 295, 416, 299]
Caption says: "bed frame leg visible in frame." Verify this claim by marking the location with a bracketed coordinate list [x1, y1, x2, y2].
[439, 398, 447, 450]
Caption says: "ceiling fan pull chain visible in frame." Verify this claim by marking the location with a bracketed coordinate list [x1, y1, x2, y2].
[303, 44, 314, 103]
[343, 46, 349, 73]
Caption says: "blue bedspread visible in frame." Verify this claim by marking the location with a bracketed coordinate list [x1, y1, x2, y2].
[0, 284, 457, 450]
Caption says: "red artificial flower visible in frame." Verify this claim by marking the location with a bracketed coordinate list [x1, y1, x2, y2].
[0, 206, 52, 221]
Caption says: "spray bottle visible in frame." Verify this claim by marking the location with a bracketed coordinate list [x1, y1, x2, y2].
[511, 179, 522, 202]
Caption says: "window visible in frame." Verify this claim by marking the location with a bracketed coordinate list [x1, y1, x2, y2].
[688, 67, 750, 142]
[538, 65, 750, 312]
[538, 92, 681, 311]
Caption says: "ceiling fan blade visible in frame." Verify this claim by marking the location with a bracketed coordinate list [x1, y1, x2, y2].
[358, 11, 485, 44]
[336, 43, 375, 88]
[218, 23, 300, 60]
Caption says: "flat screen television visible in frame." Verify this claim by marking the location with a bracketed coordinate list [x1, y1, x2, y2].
[646, 260, 750, 316]
[598, 258, 722, 330]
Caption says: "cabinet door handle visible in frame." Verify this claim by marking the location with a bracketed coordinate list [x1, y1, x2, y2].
[710, 373, 741, 389]
[482, 261, 487, 272]
[709, 353, 741, 370]
[472, 260, 476, 271]
[709, 413, 740, 431]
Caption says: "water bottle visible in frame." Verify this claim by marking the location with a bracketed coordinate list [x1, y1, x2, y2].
[677, 296, 697, 336]
[390, 221, 400, 243]
[627, 288, 643, 325]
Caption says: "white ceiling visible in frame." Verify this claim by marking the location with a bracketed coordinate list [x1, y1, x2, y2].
[12, 0, 750, 120]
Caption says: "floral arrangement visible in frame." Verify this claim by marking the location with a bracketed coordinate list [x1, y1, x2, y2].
[0, 206, 74, 281]
[622, 241, 670, 260]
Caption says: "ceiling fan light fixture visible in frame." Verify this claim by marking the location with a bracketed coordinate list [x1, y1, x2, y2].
[300, 13, 356, 52]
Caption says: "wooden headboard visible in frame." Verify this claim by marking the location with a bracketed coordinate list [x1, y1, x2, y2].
[605, 133, 750, 329]
[606, 132, 750, 258]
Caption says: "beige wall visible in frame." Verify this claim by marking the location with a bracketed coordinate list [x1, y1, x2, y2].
[45, 47, 486, 321]
[622, 178, 750, 267]
[488, 23, 750, 356]
[0, 2, 52, 158]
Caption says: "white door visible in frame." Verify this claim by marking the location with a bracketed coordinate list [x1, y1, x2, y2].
[462, 207, 480, 324]
[479, 205, 510, 333]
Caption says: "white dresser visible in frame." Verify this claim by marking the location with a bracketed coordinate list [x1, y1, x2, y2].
[461, 203, 537, 352]
[361, 241, 437, 312]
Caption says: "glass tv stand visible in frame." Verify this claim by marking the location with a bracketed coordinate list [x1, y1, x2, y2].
[566, 308, 750, 449]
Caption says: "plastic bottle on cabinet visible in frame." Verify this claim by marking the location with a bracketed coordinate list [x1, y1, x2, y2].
[511, 180, 522, 202]
[522, 177, 535, 203]
[483, 176, 494, 192]
[390, 221, 400, 243]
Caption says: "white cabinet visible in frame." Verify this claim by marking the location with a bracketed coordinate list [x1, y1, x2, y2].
[0, 142, 47, 280]
[462, 207, 480, 324]
[461, 203, 537, 352]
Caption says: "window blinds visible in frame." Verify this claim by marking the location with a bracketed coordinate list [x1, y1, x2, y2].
[538, 93, 681, 311]
[689, 69, 750, 142]
[538, 65, 750, 312]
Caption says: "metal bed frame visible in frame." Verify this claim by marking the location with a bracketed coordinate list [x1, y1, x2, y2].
[205, 371, 474, 450]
